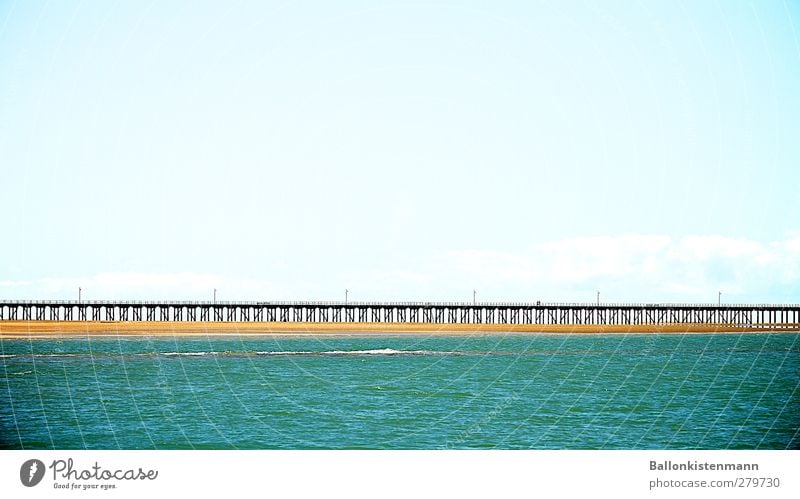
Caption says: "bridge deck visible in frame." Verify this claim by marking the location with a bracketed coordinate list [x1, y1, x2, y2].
[1, 301, 798, 326]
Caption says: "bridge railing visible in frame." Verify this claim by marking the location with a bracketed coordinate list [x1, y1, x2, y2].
[0, 299, 798, 308]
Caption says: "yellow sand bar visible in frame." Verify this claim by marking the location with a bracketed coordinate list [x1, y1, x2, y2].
[0, 320, 797, 339]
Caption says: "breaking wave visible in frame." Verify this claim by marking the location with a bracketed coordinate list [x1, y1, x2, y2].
[256, 348, 453, 356]
[162, 352, 215, 357]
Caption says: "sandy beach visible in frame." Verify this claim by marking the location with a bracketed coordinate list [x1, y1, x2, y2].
[0, 320, 795, 339]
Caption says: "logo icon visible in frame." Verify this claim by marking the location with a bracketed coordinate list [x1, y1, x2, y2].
[20, 459, 45, 487]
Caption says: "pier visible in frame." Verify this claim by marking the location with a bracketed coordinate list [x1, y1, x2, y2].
[1, 301, 798, 327]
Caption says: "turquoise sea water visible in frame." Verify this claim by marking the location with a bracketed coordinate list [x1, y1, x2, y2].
[1, 333, 798, 449]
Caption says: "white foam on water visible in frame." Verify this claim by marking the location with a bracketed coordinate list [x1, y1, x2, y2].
[256, 348, 449, 356]
[329, 348, 404, 355]
[256, 351, 314, 356]
[162, 352, 215, 357]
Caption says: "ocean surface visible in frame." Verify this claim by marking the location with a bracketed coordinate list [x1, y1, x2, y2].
[1, 333, 798, 449]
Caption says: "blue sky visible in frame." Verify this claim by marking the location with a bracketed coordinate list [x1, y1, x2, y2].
[1, 1, 798, 303]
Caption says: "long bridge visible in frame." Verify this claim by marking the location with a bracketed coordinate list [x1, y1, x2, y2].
[1, 300, 798, 327]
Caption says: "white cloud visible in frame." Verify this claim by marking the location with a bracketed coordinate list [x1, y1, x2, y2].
[443, 234, 675, 285]
[1, 232, 798, 303]
[440, 233, 800, 303]
[667, 235, 764, 262]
